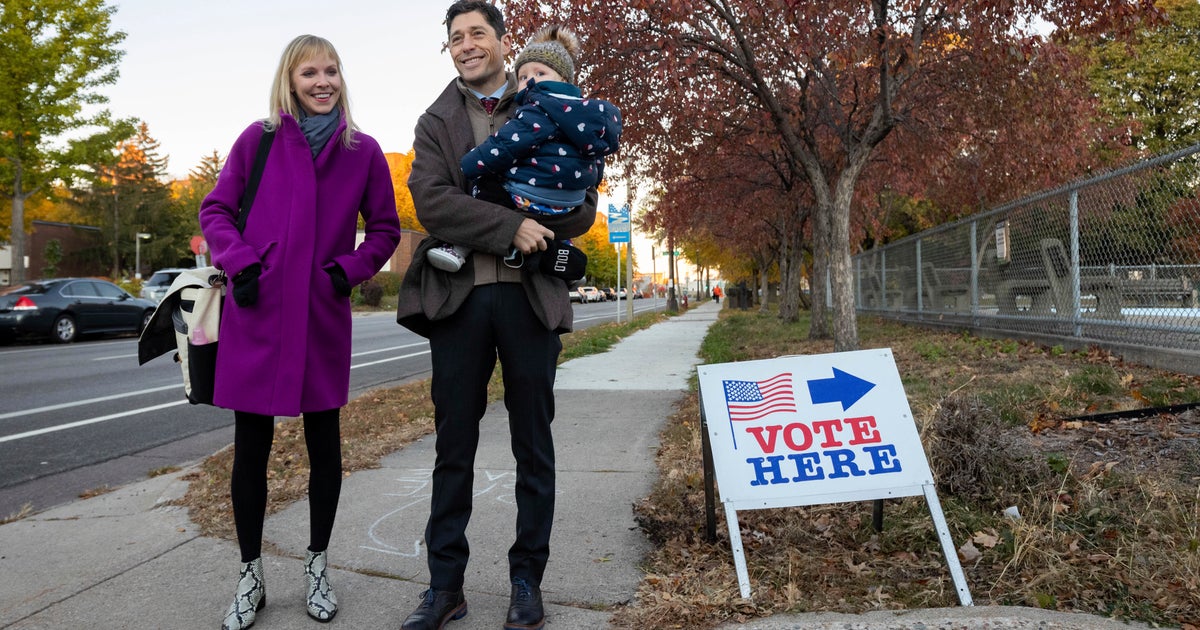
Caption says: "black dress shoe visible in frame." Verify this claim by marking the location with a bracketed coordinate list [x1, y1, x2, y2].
[504, 578, 544, 630]
[400, 588, 467, 630]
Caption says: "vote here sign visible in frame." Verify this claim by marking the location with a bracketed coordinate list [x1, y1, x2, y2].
[698, 348, 933, 510]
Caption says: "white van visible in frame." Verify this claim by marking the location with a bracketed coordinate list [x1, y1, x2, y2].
[140, 268, 190, 302]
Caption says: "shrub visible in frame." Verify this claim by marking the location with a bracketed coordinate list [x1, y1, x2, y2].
[371, 271, 403, 294]
[358, 279, 384, 307]
[923, 393, 1055, 508]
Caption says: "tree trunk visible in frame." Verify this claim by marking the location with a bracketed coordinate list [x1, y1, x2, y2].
[778, 227, 799, 321]
[831, 172, 863, 352]
[750, 253, 771, 313]
[10, 194, 27, 284]
[110, 191, 121, 279]
[829, 225, 858, 352]
[783, 240, 805, 321]
[809, 200, 831, 339]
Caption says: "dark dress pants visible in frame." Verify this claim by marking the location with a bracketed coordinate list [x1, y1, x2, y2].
[426, 283, 561, 591]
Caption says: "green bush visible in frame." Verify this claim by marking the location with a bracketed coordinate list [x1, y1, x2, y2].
[358, 279, 384, 307]
[118, 278, 142, 296]
[371, 270, 403, 294]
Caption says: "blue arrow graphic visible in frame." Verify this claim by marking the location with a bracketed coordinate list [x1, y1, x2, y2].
[807, 368, 876, 411]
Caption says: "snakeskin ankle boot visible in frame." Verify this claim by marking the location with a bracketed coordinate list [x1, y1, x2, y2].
[304, 550, 338, 622]
[221, 557, 265, 630]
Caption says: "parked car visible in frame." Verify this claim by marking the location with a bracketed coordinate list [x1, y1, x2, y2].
[578, 286, 603, 303]
[140, 268, 190, 302]
[601, 287, 616, 301]
[615, 288, 628, 300]
[0, 278, 157, 344]
[569, 287, 585, 303]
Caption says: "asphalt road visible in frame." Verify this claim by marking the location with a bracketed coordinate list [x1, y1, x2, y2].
[0, 298, 665, 519]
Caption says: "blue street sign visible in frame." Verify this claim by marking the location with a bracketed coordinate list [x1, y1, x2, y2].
[608, 203, 630, 244]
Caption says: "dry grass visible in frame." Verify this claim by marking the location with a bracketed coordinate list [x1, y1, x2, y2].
[78, 485, 114, 500]
[610, 311, 1200, 629]
[1, 503, 34, 525]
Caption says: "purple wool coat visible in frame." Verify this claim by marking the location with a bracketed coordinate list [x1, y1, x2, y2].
[199, 115, 401, 416]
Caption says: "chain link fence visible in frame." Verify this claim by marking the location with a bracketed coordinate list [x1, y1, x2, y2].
[854, 144, 1200, 374]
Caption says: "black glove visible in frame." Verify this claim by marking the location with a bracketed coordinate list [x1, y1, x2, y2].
[231, 263, 261, 307]
[326, 264, 352, 297]
[525, 239, 587, 281]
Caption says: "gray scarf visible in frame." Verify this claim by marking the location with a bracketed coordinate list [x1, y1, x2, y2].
[298, 106, 341, 157]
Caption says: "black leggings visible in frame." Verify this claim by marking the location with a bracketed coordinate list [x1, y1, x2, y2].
[231, 409, 343, 562]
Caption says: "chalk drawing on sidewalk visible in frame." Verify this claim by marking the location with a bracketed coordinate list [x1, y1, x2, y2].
[361, 469, 523, 557]
[361, 469, 431, 557]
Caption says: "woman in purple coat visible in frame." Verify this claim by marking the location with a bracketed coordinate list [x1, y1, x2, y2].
[199, 35, 401, 630]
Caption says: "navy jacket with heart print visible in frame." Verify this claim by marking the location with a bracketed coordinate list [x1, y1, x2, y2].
[460, 79, 622, 210]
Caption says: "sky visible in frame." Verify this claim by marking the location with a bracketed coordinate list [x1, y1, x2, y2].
[103, 0, 660, 281]
[105, 0, 453, 178]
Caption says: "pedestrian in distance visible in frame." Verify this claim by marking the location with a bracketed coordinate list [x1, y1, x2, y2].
[394, 2, 600, 629]
[199, 33, 402, 630]
[425, 24, 622, 272]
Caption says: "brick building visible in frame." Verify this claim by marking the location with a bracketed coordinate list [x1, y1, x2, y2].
[1, 221, 105, 285]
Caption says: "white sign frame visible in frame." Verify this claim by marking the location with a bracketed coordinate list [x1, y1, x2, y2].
[697, 349, 972, 605]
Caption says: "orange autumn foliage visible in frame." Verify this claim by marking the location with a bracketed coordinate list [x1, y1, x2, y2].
[385, 150, 420, 230]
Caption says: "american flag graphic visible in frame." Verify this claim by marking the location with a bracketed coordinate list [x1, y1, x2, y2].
[723, 373, 797, 421]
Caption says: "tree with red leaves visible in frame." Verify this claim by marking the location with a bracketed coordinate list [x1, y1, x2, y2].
[504, 0, 1157, 350]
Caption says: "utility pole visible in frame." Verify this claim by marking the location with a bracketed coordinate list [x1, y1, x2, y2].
[651, 246, 657, 310]
[625, 186, 634, 321]
[667, 231, 678, 312]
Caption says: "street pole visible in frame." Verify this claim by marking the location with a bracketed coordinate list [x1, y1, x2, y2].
[651, 246, 657, 311]
[135, 233, 151, 280]
[667, 232, 678, 312]
[625, 188, 634, 322]
[616, 242, 621, 323]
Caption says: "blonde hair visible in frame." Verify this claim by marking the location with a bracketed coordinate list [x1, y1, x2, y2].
[267, 35, 358, 149]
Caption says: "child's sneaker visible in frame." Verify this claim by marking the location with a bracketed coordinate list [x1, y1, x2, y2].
[427, 243, 467, 272]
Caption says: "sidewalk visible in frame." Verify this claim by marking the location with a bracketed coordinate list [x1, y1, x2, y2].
[0, 300, 1149, 629]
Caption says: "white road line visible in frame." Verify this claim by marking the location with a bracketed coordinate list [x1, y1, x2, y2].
[0, 384, 181, 420]
[351, 350, 430, 369]
[0, 400, 190, 444]
[2, 348, 430, 442]
[93, 354, 137, 362]
[4, 345, 429, 421]
[352, 342, 428, 358]
[572, 304, 660, 324]
[98, 341, 429, 362]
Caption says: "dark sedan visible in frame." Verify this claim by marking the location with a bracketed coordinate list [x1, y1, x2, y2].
[0, 278, 157, 343]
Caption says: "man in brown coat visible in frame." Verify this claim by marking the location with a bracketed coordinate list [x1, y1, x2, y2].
[395, 2, 598, 630]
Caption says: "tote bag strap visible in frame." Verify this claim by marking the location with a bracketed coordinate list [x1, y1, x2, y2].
[235, 127, 277, 234]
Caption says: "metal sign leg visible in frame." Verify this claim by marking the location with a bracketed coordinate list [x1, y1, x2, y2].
[923, 483, 974, 606]
[723, 503, 752, 599]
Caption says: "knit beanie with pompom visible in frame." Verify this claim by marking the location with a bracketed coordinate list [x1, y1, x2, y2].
[513, 25, 581, 84]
